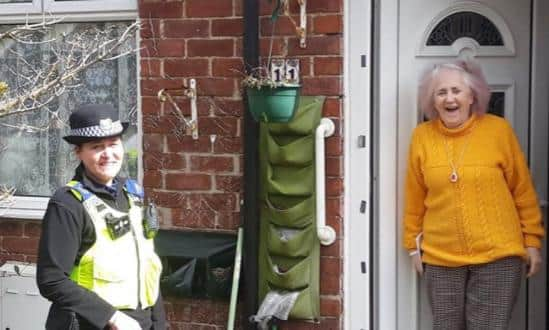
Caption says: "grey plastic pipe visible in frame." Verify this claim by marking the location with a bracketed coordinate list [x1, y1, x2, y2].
[227, 227, 244, 330]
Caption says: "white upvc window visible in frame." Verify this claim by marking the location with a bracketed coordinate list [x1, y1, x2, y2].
[0, 0, 42, 15]
[0, 0, 139, 219]
[0, 0, 136, 16]
[44, 0, 136, 13]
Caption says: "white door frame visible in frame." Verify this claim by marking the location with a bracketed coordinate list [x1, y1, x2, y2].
[343, 0, 408, 329]
[373, 0, 549, 329]
[343, 0, 373, 329]
[527, 0, 549, 329]
[374, 0, 401, 329]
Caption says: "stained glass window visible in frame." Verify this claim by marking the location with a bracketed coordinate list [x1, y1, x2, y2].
[427, 11, 504, 46]
[487, 91, 505, 117]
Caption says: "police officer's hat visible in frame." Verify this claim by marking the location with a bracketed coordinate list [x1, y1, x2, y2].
[63, 104, 129, 145]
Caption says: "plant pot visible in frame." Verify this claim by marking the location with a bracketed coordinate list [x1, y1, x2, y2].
[246, 85, 301, 123]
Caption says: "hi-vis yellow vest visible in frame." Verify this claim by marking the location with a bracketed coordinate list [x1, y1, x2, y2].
[67, 180, 162, 309]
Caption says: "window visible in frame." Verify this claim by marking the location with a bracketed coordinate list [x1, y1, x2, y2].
[0, 0, 41, 15]
[0, 0, 135, 15]
[487, 91, 505, 117]
[44, 0, 137, 13]
[426, 11, 504, 46]
[0, 1, 138, 218]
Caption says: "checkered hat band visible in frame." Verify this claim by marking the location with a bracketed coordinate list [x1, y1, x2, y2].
[69, 121, 123, 137]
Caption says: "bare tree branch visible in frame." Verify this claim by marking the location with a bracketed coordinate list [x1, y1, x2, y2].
[0, 18, 140, 206]
[0, 17, 63, 43]
[0, 185, 16, 203]
[0, 20, 140, 119]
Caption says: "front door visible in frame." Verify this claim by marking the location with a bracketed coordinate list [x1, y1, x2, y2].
[395, 1, 548, 329]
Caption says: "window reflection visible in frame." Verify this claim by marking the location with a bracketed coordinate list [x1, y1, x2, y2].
[0, 22, 137, 196]
[487, 92, 505, 117]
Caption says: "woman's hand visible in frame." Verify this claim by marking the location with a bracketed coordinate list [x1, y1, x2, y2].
[410, 251, 423, 275]
[526, 247, 542, 278]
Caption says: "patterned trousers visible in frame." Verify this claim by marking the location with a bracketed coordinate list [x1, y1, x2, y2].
[424, 257, 523, 330]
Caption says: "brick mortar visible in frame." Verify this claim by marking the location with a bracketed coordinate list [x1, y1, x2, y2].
[139, 0, 344, 328]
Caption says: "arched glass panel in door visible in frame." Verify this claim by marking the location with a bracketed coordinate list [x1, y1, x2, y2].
[426, 11, 504, 46]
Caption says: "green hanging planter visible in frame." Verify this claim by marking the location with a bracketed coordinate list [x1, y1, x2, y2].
[246, 85, 301, 123]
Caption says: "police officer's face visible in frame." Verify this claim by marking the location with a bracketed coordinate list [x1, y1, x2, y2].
[76, 136, 124, 185]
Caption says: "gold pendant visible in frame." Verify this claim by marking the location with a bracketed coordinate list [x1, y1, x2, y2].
[450, 170, 458, 183]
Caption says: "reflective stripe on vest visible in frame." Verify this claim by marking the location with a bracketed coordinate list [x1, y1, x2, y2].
[67, 180, 162, 309]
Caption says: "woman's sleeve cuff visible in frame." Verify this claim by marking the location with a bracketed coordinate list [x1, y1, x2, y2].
[524, 235, 542, 248]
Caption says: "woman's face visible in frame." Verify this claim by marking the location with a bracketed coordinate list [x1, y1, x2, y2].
[432, 69, 474, 128]
[75, 136, 124, 185]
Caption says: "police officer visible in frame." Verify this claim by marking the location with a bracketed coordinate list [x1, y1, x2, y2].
[37, 104, 166, 330]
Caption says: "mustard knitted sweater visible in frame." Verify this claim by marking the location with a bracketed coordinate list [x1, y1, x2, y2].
[403, 113, 544, 267]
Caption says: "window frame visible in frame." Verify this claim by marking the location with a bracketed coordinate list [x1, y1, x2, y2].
[0, 196, 49, 219]
[0, 1, 140, 220]
[44, 0, 136, 14]
[0, 1, 42, 16]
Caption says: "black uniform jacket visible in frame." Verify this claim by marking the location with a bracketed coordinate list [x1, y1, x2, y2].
[37, 164, 166, 329]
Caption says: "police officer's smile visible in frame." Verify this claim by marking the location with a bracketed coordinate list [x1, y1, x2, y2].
[75, 136, 124, 186]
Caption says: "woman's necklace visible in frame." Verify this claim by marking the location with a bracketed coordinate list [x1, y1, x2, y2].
[442, 126, 474, 183]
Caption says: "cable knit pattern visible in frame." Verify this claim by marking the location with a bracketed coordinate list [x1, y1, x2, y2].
[403, 113, 544, 267]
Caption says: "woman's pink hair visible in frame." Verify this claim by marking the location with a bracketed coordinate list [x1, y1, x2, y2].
[417, 60, 491, 119]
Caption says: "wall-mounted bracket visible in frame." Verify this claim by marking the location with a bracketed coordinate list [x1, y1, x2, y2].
[298, 0, 306, 48]
[157, 78, 199, 140]
[186, 79, 198, 139]
[279, 0, 306, 48]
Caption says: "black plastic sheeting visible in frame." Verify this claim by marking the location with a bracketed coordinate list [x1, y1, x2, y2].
[155, 230, 237, 300]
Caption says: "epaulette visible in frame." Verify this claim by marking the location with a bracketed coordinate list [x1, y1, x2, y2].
[66, 180, 94, 202]
[124, 179, 144, 200]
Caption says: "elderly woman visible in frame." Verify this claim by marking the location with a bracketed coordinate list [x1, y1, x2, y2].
[37, 104, 166, 330]
[403, 60, 544, 329]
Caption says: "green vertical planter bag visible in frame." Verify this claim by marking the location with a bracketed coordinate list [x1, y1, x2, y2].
[258, 96, 325, 320]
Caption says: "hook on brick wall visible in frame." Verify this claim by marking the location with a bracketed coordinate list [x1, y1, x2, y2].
[297, 0, 306, 48]
[277, 0, 307, 48]
[157, 78, 199, 140]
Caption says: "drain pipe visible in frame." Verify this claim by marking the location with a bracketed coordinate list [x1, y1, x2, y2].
[243, 0, 260, 329]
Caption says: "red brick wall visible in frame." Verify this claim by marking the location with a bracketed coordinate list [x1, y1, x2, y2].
[139, 0, 244, 328]
[139, 0, 344, 328]
[0, 220, 41, 264]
